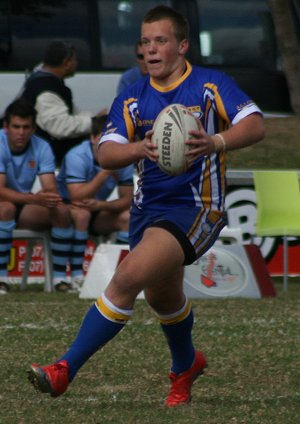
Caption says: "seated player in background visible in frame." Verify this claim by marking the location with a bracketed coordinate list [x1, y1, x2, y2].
[56, 115, 134, 291]
[0, 98, 74, 294]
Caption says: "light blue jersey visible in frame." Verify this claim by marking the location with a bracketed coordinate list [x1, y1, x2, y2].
[100, 61, 262, 212]
[0, 129, 55, 192]
[57, 140, 134, 201]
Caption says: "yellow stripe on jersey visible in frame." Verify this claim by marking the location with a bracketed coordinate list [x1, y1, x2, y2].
[204, 83, 231, 123]
[218, 151, 226, 197]
[123, 98, 137, 143]
[156, 299, 192, 325]
[216, 115, 229, 195]
[150, 60, 192, 93]
[96, 296, 132, 324]
[202, 151, 227, 210]
[201, 157, 213, 208]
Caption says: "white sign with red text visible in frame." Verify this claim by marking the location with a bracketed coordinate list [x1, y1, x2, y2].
[80, 243, 276, 300]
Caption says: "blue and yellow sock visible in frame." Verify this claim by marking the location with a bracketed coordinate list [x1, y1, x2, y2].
[59, 293, 133, 381]
[158, 298, 195, 375]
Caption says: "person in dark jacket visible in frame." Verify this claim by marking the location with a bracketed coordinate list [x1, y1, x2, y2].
[21, 41, 106, 166]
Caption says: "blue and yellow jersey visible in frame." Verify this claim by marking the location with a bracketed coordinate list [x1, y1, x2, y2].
[100, 62, 262, 212]
[57, 140, 134, 201]
[0, 129, 55, 192]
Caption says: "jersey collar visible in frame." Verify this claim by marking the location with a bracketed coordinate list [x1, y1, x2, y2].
[150, 60, 192, 93]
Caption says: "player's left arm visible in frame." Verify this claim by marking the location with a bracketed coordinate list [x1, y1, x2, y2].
[211, 112, 265, 152]
[33, 173, 64, 208]
[95, 184, 133, 213]
[67, 169, 113, 201]
[185, 112, 264, 163]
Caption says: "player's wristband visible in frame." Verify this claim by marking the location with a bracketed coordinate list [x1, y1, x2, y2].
[213, 133, 226, 152]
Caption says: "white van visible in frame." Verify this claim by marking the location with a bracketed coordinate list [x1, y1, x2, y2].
[0, 0, 292, 113]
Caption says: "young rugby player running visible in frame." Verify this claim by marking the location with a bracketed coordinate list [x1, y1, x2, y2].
[28, 5, 264, 406]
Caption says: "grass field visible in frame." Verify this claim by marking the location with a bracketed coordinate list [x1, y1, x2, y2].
[227, 116, 300, 169]
[1, 278, 299, 424]
[1, 117, 299, 423]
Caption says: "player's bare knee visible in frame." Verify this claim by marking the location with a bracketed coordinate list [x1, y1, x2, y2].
[118, 210, 130, 230]
[0, 201, 17, 220]
[52, 204, 72, 227]
[71, 208, 91, 228]
[145, 286, 185, 315]
[107, 258, 144, 303]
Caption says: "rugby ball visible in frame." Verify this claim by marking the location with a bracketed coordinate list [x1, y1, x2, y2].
[152, 103, 199, 176]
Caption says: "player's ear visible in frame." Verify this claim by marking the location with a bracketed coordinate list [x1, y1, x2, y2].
[179, 39, 189, 55]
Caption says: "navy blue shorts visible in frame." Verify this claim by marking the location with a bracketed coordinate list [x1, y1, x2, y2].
[129, 205, 227, 265]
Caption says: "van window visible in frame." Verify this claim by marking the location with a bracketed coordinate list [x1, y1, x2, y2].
[97, 0, 172, 68]
[0, 0, 171, 72]
[197, 0, 277, 70]
[0, 1, 92, 71]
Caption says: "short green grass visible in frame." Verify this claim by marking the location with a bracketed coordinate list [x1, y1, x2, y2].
[1, 279, 299, 424]
[1, 117, 299, 423]
[227, 116, 300, 169]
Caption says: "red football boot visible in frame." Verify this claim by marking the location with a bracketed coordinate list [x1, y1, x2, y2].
[166, 351, 207, 407]
[28, 360, 69, 398]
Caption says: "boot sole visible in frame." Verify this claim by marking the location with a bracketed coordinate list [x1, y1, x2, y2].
[28, 365, 52, 394]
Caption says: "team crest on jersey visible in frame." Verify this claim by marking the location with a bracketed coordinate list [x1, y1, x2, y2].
[28, 160, 36, 168]
[188, 105, 203, 120]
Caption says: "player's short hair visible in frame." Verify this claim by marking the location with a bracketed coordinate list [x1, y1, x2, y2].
[91, 115, 108, 137]
[43, 41, 75, 67]
[143, 5, 189, 41]
[4, 98, 36, 124]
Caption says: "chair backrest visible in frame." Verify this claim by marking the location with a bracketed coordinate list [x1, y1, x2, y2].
[12, 229, 53, 292]
[253, 170, 300, 237]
